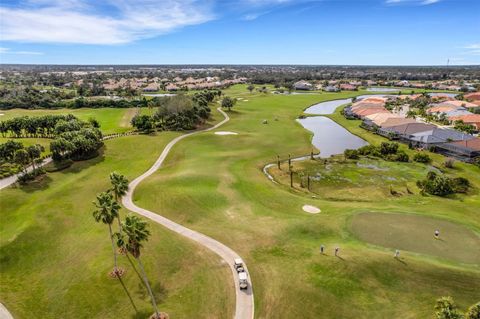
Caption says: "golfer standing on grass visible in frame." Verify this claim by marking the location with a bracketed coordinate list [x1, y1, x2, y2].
[334, 247, 339, 257]
[434, 229, 440, 239]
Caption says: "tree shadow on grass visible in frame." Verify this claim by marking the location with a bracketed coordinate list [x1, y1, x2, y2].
[16, 174, 53, 193]
[117, 275, 138, 314]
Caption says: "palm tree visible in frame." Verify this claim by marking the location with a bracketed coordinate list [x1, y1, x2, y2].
[92, 191, 121, 276]
[117, 214, 161, 319]
[109, 172, 129, 230]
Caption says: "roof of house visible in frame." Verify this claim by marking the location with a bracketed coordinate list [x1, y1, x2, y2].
[354, 108, 389, 117]
[410, 128, 474, 144]
[380, 117, 417, 128]
[465, 92, 480, 101]
[364, 113, 403, 125]
[449, 114, 480, 127]
[449, 138, 480, 151]
[351, 102, 385, 111]
[427, 105, 463, 114]
[383, 122, 436, 135]
[359, 97, 388, 104]
[441, 100, 478, 109]
[445, 109, 473, 118]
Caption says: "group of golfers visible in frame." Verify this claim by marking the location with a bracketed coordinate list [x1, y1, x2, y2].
[320, 229, 441, 258]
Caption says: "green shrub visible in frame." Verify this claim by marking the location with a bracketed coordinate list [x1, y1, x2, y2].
[344, 149, 359, 159]
[413, 152, 431, 163]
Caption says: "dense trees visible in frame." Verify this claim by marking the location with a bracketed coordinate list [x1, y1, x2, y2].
[0, 86, 146, 109]
[0, 114, 80, 138]
[50, 126, 103, 161]
[0, 140, 45, 180]
[131, 91, 217, 132]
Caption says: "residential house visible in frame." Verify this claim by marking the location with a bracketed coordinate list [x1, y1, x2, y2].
[449, 114, 480, 130]
[294, 80, 313, 90]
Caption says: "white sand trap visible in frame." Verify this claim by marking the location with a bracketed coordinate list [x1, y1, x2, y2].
[244, 100, 249, 102]
[303, 205, 321, 214]
[0, 114, 4, 116]
[215, 131, 238, 136]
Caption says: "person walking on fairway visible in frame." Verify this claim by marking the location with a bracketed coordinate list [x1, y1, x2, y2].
[434, 229, 440, 239]
[320, 245, 325, 254]
[394, 250, 400, 258]
[334, 247, 339, 257]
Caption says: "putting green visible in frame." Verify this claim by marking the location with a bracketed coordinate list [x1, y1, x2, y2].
[350, 212, 480, 264]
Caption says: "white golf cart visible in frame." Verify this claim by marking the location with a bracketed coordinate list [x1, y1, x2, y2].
[238, 272, 248, 290]
[233, 258, 245, 273]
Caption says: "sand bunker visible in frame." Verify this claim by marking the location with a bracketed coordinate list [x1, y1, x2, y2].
[215, 131, 238, 136]
[303, 205, 321, 214]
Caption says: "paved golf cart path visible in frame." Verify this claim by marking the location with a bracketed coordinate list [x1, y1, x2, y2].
[122, 108, 254, 319]
[0, 303, 13, 319]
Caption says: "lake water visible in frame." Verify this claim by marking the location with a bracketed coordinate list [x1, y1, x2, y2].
[297, 117, 368, 158]
[428, 92, 457, 98]
[304, 98, 352, 115]
[142, 93, 177, 97]
[367, 87, 400, 92]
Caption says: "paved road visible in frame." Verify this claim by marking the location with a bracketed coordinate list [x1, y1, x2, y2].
[122, 108, 254, 319]
[0, 303, 13, 319]
[0, 158, 52, 190]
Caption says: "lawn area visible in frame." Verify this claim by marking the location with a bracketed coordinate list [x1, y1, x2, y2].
[133, 87, 480, 318]
[0, 117, 234, 318]
[0, 108, 138, 134]
[350, 212, 480, 264]
[1, 86, 479, 318]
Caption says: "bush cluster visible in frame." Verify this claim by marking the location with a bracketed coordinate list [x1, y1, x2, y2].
[345, 142, 409, 162]
[416, 171, 470, 196]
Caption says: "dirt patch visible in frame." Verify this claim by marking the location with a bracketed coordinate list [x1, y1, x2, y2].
[303, 205, 321, 214]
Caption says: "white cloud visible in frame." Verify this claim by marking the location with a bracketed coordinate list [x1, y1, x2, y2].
[0, 47, 44, 55]
[463, 44, 480, 56]
[385, 0, 440, 5]
[0, 0, 214, 45]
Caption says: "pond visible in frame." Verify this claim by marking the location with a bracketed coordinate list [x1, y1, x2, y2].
[428, 92, 458, 98]
[304, 98, 352, 115]
[367, 87, 400, 92]
[142, 93, 177, 97]
[297, 116, 368, 158]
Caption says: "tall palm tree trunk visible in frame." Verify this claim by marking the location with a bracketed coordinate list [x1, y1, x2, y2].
[108, 224, 118, 272]
[137, 256, 160, 318]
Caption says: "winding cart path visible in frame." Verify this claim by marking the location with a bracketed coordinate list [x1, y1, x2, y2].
[122, 108, 254, 319]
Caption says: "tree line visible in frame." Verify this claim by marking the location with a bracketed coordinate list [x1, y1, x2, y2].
[0, 114, 103, 181]
[0, 114, 97, 138]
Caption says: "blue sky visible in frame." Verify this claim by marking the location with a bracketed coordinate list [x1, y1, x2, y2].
[0, 0, 479, 65]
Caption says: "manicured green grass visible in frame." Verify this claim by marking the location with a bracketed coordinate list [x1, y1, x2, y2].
[0, 117, 234, 318]
[350, 212, 480, 264]
[134, 87, 480, 318]
[0, 108, 138, 134]
[2, 86, 479, 318]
